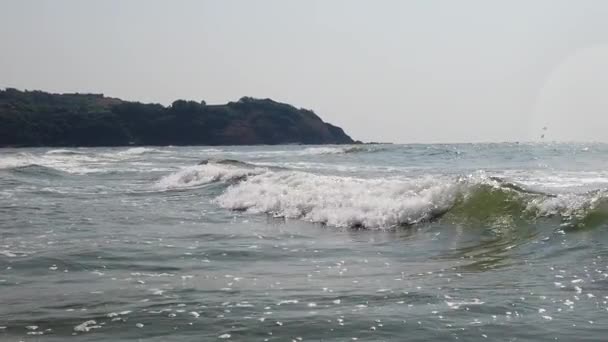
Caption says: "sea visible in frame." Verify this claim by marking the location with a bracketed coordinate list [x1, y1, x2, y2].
[1, 143, 608, 341]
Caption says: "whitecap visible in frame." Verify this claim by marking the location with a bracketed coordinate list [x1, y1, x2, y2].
[277, 299, 299, 305]
[115, 147, 159, 157]
[217, 171, 458, 228]
[45, 149, 83, 155]
[74, 320, 101, 332]
[0, 251, 17, 258]
[156, 163, 266, 190]
[446, 298, 485, 310]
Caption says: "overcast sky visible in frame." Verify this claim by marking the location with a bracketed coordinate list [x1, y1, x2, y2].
[1, 0, 608, 143]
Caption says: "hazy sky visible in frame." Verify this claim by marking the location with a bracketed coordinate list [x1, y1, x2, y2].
[2, 0, 608, 143]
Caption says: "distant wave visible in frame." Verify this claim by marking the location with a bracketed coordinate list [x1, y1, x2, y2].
[0, 155, 61, 174]
[300, 145, 387, 156]
[197, 158, 258, 168]
[160, 160, 608, 229]
[5, 164, 67, 177]
[45, 149, 86, 156]
[114, 147, 165, 157]
[343, 145, 388, 154]
[92, 147, 169, 160]
[184, 145, 387, 159]
[0, 155, 32, 171]
[0, 153, 100, 174]
[155, 159, 267, 190]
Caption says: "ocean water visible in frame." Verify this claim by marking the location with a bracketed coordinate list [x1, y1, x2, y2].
[1, 143, 608, 341]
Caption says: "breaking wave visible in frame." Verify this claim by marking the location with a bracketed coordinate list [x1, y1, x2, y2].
[217, 171, 458, 228]
[0, 155, 34, 171]
[155, 160, 267, 190]
[157, 161, 608, 229]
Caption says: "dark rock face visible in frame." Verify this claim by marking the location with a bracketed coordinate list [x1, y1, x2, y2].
[0, 89, 355, 147]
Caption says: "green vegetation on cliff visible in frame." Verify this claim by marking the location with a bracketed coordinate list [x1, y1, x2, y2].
[0, 88, 354, 147]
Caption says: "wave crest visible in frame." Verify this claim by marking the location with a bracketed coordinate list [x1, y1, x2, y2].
[6, 164, 67, 177]
[217, 172, 459, 228]
[113, 147, 164, 157]
[210, 165, 608, 229]
[151, 159, 608, 229]
[301, 145, 386, 156]
[155, 160, 266, 190]
[0, 153, 100, 174]
[45, 149, 85, 156]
